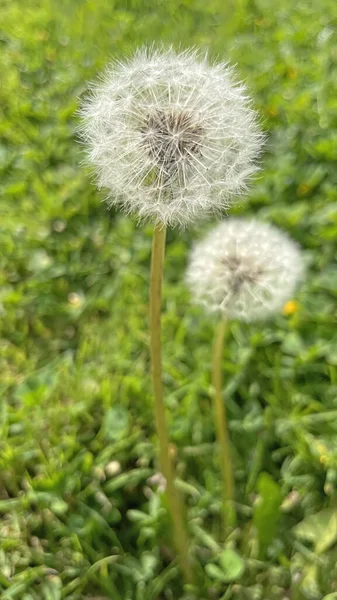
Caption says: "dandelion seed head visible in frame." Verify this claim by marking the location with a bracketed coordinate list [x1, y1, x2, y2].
[79, 46, 264, 227]
[186, 219, 304, 321]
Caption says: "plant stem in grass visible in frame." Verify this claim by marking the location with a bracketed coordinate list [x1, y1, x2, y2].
[212, 319, 236, 536]
[150, 223, 193, 583]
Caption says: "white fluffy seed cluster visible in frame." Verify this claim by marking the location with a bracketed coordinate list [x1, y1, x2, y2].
[79, 47, 263, 228]
[186, 219, 303, 321]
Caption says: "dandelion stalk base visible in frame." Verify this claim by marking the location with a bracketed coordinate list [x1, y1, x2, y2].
[212, 319, 236, 536]
[150, 224, 192, 583]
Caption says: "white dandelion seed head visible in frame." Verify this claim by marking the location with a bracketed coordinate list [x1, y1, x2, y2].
[186, 219, 304, 321]
[78, 46, 264, 228]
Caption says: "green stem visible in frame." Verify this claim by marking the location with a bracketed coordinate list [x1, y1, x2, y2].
[212, 319, 236, 536]
[150, 224, 193, 584]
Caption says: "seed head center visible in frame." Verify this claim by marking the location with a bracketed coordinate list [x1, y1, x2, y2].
[220, 255, 264, 293]
[141, 109, 204, 175]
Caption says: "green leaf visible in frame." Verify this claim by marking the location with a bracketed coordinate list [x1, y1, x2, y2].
[140, 551, 158, 579]
[315, 267, 337, 293]
[102, 405, 129, 442]
[293, 508, 337, 554]
[50, 498, 69, 515]
[127, 509, 149, 522]
[205, 549, 244, 583]
[205, 563, 228, 582]
[218, 548, 245, 582]
[104, 468, 152, 493]
[282, 332, 305, 356]
[300, 563, 321, 600]
[253, 472, 282, 556]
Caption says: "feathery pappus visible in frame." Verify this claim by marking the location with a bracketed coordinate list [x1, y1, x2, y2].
[186, 219, 304, 320]
[79, 47, 264, 227]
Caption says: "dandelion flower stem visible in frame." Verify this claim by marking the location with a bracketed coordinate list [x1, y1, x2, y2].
[212, 319, 236, 536]
[150, 224, 193, 583]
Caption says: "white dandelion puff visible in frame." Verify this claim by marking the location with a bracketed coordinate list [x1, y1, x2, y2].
[186, 219, 304, 321]
[78, 46, 264, 227]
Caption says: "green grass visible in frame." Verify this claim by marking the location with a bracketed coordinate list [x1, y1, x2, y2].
[1, 0, 337, 597]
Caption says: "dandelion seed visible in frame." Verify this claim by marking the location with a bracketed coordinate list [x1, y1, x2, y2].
[67, 292, 84, 307]
[147, 472, 167, 493]
[79, 46, 263, 227]
[105, 460, 122, 478]
[186, 219, 304, 321]
[52, 220, 66, 233]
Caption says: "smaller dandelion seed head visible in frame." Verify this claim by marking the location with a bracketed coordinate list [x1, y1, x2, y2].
[78, 46, 264, 228]
[185, 218, 304, 321]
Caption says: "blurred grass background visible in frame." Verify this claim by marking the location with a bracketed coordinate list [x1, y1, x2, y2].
[1, 0, 337, 598]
